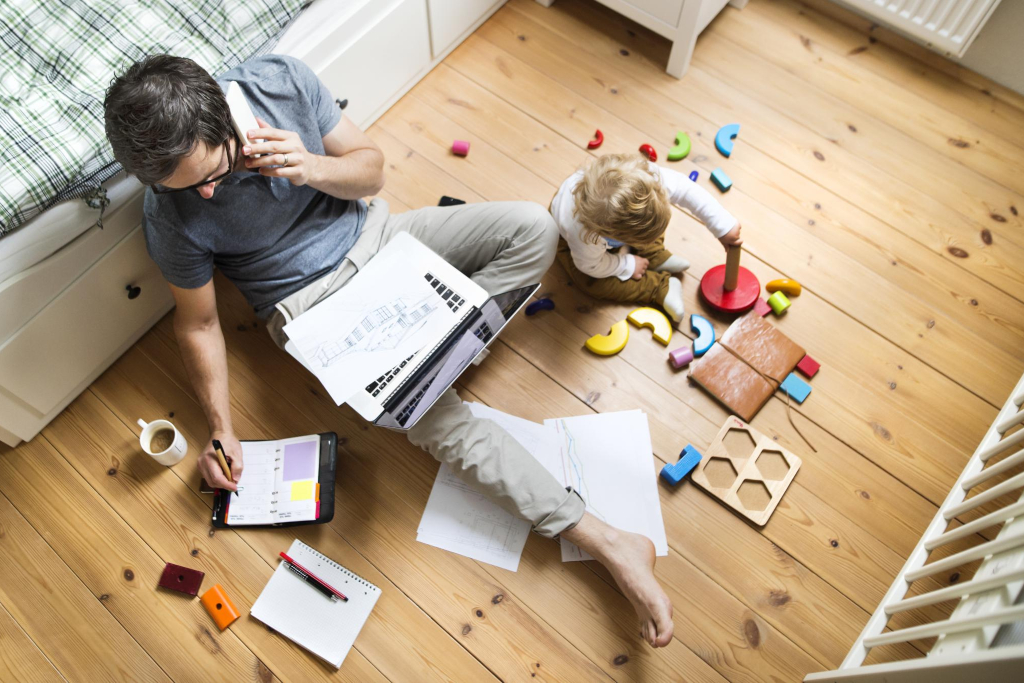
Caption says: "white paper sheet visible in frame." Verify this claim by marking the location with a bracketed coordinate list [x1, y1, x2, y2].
[544, 411, 668, 562]
[282, 233, 465, 405]
[416, 403, 559, 571]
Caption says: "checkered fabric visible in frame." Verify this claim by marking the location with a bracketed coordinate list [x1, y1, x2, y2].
[0, 0, 307, 237]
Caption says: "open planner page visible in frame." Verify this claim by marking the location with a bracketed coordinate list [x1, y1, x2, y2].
[226, 435, 321, 525]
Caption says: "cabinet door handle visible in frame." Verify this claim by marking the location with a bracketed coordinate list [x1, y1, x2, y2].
[126, 284, 141, 300]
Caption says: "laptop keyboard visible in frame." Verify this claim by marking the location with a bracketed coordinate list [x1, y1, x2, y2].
[425, 272, 465, 314]
[396, 378, 436, 427]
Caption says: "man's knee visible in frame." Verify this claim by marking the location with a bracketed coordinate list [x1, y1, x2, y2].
[512, 201, 558, 263]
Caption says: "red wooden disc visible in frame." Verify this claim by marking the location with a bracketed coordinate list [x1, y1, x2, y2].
[700, 265, 760, 313]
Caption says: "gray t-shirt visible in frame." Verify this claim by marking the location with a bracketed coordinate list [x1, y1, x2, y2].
[142, 55, 366, 317]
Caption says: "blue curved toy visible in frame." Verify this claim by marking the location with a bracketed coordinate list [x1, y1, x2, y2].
[525, 298, 555, 316]
[690, 314, 715, 356]
[688, 170, 699, 182]
[715, 123, 740, 158]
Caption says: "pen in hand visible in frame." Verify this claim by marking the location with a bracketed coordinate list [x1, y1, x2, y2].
[211, 439, 239, 496]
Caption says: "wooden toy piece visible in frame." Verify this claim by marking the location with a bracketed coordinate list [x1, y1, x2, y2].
[688, 170, 698, 182]
[796, 354, 820, 379]
[689, 314, 715, 356]
[766, 278, 802, 297]
[780, 373, 812, 403]
[200, 584, 240, 631]
[452, 140, 470, 156]
[585, 320, 629, 356]
[754, 297, 771, 317]
[660, 445, 703, 486]
[158, 562, 205, 596]
[639, 143, 657, 162]
[767, 290, 791, 315]
[714, 123, 741, 157]
[690, 416, 801, 526]
[667, 131, 691, 161]
[627, 306, 672, 345]
[525, 298, 555, 316]
[720, 310, 805, 384]
[689, 344, 775, 421]
[699, 245, 760, 314]
[710, 168, 732, 192]
[668, 346, 694, 369]
[588, 129, 604, 149]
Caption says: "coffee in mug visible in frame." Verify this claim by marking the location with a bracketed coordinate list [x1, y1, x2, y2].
[137, 419, 188, 466]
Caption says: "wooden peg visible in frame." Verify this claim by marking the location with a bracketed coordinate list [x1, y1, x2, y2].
[724, 245, 741, 292]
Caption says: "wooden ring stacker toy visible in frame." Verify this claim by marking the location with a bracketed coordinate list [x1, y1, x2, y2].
[700, 244, 760, 314]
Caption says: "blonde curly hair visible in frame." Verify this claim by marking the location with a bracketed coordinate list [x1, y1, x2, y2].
[572, 153, 671, 246]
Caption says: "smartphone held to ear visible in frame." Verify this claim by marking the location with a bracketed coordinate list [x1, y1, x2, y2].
[226, 81, 263, 157]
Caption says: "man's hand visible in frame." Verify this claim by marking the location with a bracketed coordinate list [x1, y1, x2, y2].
[243, 117, 317, 186]
[199, 431, 243, 492]
[632, 256, 650, 280]
[719, 222, 743, 249]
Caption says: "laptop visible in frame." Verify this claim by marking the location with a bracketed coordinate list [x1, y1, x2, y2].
[282, 232, 538, 431]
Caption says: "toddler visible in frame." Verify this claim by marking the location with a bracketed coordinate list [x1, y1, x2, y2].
[550, 153, 741, 322]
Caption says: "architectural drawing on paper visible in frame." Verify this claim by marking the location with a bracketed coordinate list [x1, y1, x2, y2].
[313, 295, 437, 367]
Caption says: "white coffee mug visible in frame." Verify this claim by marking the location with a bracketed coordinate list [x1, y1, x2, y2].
[137, 418, 188, 466]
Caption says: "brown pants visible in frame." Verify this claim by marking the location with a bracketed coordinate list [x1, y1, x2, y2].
[556, 236, 674, 305]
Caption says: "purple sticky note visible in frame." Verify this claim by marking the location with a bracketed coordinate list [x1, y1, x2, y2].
[282, 440, 318, 481]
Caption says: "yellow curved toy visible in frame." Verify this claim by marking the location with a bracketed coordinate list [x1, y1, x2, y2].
[585, 320, 630, 356]
[627, 307, 673, 346]
[766, 278, 802, 297]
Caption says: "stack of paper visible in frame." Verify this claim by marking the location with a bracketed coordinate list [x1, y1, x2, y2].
[417, 404, 667, 569]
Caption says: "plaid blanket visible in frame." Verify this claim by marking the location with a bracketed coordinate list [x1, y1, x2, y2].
[0, 0, 308, 237]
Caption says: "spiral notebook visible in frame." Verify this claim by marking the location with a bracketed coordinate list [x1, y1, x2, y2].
[250, 540, 381, 668]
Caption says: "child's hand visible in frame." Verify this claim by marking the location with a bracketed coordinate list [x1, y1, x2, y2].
[720, 223, 743, 249]
[632, 256, 650, 280]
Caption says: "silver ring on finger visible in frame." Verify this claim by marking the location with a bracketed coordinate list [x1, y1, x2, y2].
[282, 154, 289, 166]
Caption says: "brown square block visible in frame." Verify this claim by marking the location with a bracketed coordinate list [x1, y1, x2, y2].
[719, 311, 805, 384]
[689, 344, 775, 422]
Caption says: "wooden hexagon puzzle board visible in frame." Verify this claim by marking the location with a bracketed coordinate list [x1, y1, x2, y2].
[690, 416, 801, 526]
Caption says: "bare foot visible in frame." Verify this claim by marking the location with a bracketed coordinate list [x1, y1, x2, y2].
[562, 513, 675, 647]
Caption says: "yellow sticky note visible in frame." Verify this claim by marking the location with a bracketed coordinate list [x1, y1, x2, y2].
[290, 481, 315, 501]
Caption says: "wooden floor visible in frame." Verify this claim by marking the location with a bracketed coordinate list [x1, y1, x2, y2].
[3, 0, 1024, 680]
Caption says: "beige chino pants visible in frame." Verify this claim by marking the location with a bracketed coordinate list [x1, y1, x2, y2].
[266, 199, 586, 538]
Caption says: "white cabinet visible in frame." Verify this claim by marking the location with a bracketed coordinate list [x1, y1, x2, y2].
[428, 0, 506, 58]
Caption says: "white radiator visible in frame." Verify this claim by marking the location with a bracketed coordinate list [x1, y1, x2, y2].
[835, 0, 1002, 57]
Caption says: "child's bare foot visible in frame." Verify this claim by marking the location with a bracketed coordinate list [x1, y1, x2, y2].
[662, 277, 685, 323]
[653, 255, 690, 273]
[562, 513, 675, 647]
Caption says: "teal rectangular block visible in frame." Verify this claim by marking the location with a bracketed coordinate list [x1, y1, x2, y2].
[711, 167, 732, 192]
[780, 372, 812, 403]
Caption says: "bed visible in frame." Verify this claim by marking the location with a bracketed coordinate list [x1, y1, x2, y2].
[0, 0, 509, 447]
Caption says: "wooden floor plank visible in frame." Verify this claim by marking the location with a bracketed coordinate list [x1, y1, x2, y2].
[756, 0, 1024, 151]
[0, 600, 64, 683]
[0, 488, 170, 682]
[0, 436, 279, 683]
[78, 349, 487, 683]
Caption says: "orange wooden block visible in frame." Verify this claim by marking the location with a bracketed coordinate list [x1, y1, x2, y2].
[201, 584, 240, 631]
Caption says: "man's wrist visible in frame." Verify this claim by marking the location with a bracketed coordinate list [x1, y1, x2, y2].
[305, 153, 325, 187]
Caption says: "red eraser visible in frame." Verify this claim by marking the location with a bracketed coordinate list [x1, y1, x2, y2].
[796, 355, 820, 379]
[754, 297, 771, 317]
[452, 140, 470, 156]
[158, 562, 205, 596]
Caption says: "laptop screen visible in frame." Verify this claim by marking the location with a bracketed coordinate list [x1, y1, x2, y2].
[380, 284, 539, 428]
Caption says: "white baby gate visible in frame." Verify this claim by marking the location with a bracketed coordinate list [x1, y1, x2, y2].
[805, 370, 1024, 681]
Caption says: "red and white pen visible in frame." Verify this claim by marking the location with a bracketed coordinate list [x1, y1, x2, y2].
[279, 552, 348, 602]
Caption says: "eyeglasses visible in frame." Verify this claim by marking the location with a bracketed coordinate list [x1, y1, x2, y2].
[151, 133, 236, 195]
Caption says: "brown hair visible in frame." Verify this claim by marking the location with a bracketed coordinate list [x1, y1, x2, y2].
[571, 153, 671, 246]
[104, 55, 232, 186]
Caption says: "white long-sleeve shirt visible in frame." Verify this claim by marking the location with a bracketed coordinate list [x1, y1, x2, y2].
[550, 164, 737, 280]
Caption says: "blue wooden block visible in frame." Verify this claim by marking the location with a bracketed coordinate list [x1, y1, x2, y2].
[690, 314, 715, 357]
[688, 170, 699, 182]
[660, 445, 703, 486]
[780, 373, 812, 403]
[710, 168, 732, 192]
[525, 298, 555, 316]
[715, 123, 741, 157]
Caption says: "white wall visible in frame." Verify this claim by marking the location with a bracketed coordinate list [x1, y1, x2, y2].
[957, 0, 1024, 95]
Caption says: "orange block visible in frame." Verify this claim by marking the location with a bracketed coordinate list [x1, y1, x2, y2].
[201, 584, 240, 631]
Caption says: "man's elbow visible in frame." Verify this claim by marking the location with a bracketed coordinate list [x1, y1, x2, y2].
[368, 153, 386, 195]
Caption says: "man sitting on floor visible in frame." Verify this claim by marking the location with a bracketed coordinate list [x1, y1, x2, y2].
[104, 53, 673, 647]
